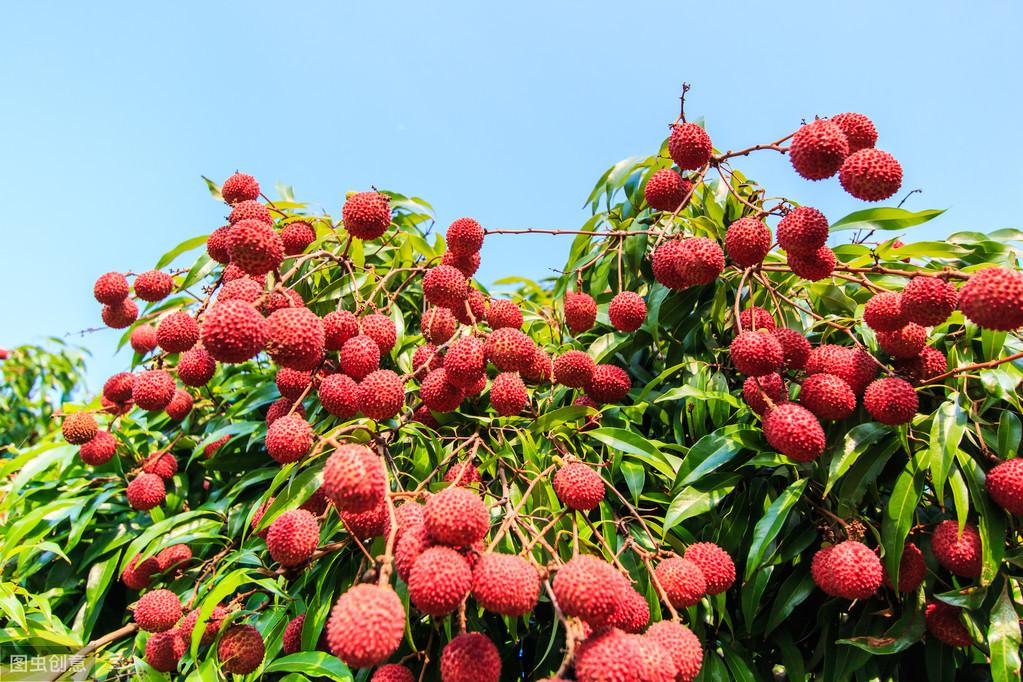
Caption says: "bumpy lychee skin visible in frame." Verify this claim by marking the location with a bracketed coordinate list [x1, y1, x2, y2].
[552, 555, 629, 629]
[522, 347, 553, 384]
[62, 412, 98, 445]
[902, 275, 959, 327]
[372, 664, 415, 682]
[830, 112, 877, 153]
[553, 462, 604, 511]
[143, 451, 177, 480]
[676, 237, 725, 286]
[449, 287, 487, 325]
[422, 307, 458, 343]
[421, 368, 464, 413]
[267, 508, 320, 567]
[811, 546, 840, 596]
[145, 630, 186, 672]
[103, 372, 135, 403]
[926, 601, 972, 647]
[651, 240, 688, 290]
[265, 413, 313, 463]
[863, 377, 918, 425]
[395, 524, 432, 582]
[443, 249, 482, 278]
[607, 586, 649, 633]
[155, 544, 191, 573]
[103, 298, 139, 328]
[788, 246, 837, 281]
[471, 552, 540, 617]
[131, 323, 159, 354]
[490, 372, 528, 416]
[730, 330, 784, 377]
[343, 191, 392, 240]
[425, 486, 489, 547]
[553, 350, 595, 388]
[228, 219, 285, 275]
[840, 148, 903, 201]
[412, 343, 442, 374]
[319, 373, 361, 418]
[134, 270, 175, 302]
[93, 272, 129, 304]
[895, 346, 947, 382]
[276, 367, 314, 400]
[446, 217, 485, 255]
[985, 458, 1023, 515]
[440, 632, 501, 682]
[265, 307, 325, 371]
[644, 168, 693, 212]
[799, 373, 856, 421]
[444, 336, 486, 389]
[742, 373, 785, 415]
[725, 217, 772, 267]
[408, 545, 472, 616]
[217, 624, 265, 675]
[789, 119, 850, 180]
[281, 220, 317, 255]
[80, 430, 117, 465]
[669, 122, 713, 170]
[165, 389, 193, 422]
[655, 557, 707, 608]
[739, 306, 776, 331]
[805, 344, 877, 395]
[326, 584, 405, 668]
[340, 335, 381, 380]
[585, 364, 631, 404]
[646, 620, 703, 682]
[882, 543, 926, 593]
[573, 629, 653, 682]
[777, 206, 829, 256]
[206, 225, 233, 263]
[133, 369, 176, 411]
[486, 298, 523, 330]
[134, 589, 182, 632]
[324, 310, 361, 350]
[773, 327, 811, 370]
[931, 520, 982, 578]
[122, 555, 159, 590]
[228, 199, 273, 225]
[564, 291, 597, 334]
[444, 462, 481, 487]
[828, 541, 883, 599]
[684, 542, 736, 595]
[485, 327, 534, 372]
[959, 266, 1023, 331]
[218, 276, 263, 304]
[423, 264, 469, 309]
[127, 472, 166, 510]
[763, 403, 826, 462]
[358, 369, 405, 420]
[221, 172, 260, 204]
[877, 323, 927, 359]
[266, 397, 305, 425]
[324, 444, 387, 513]
[863, 292, 907, 332]
[177, 347, 216, 386]
[608, 291, 647, 332]
[282, 614, 307, 654]
[361, 313, 397, 354]
[201, 300, 268, 363]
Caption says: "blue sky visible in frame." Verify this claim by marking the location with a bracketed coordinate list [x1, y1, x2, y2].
[1, 1, 1020, 387]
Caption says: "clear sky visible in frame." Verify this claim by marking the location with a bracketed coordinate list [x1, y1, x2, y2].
[1, 1, 1020, 388]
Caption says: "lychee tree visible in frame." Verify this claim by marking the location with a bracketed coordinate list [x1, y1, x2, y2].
[2, 88, 1023, 681]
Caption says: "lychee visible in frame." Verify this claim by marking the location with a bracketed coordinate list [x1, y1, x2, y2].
[471, 552, 540, 617]
[668, 122, 713, 170]
[142, 451, 177, 480]
[265, 413, 313, 464]
[424, 486, 489, 547]
[676, 237, 725, 286]
[553, 462, 604, 511]
[876, 323, 927, 359]
[340, 335, 381, 380]
[863, 377, 918, 425]
[651, 240, 688, 290]
[553, 350, 595, 388]
[358, 369, 404, 420]
[931, 520, 982, 578]
[683, 542, 736, 594]
[763, 403, 826, 462]
[985, 458, 1023, 515]
[177, 347, 216, 386]
[925, 601, 972, 647]
[122, 554, 159, 590]
[788, 246, 836, 281]
[80, 430, 117, 465]
[551, 555, 628, 629]
[217, 624, 265, 674]
[265, 306, 325, 371]
[773, 327, 811, 370]
[422, 307, 458, 344]
[322, 444, 386, 513]
[742, 373, 785, 415]
[132, 369, 176, 411]
[799, 373, 856, 420]
[130, 324, 159, 354]
[281, 220, 317, 255]
[789, 119, 850, 180]
[423, 264, 468, 309]
[446, 217, 484, 255]
[93, 272, 129, 304]
[959, 266, 1023, 331]
[408, 545, 472, 616]
[319, 373, 361, 418]
[443, 336, 486, 389]
[608, 291, 647, 332]
[145, 630, 186, 672]
[103, 372, 135, 403]
[730, 330, 784, 376]
[228, 199, 272, 225]
[646, 620, 703, 682]
[484, 327, 534, 372]
[585, 364, 631, 403]
[221, 172, 260, 204]
[725, 217, 771, 267]
[830, 113, 877, 153]
[207, 225, 232, 263]
[165, 388, 193, 421]
[654, 557, 706, 608]
[863, 292, 907, 332]
[326, 584, 405, 668]
[827, 540, 883, 599]
[777, 206, 829, 256]
[134, 589, 182, 632]
[882, 542, 926, 593]
[439, 632, 501, 682]
[127, 472, 166, 510]
[564, 291, 597, 334]
[342, 191, 392, 240]
[607, 585, 649, 633]
[134, 270, 175, 302]
[486, 299, 523, 330]
[267, 508, 320, 566]
[155, 544, 191, 573]
[103, 298, 139, 328]
[324, 310, 361, 350]
[443, 249, 481, 278]
[840, 149, 902, 201]
[371, 664, 415, 682]
[421, 368, 464, 413]
[901, 275, 958, 327]
[200, 300, 267, 363]
[644, 168, 693, 212]
[739, 306, 776, 331]
[62, 411, 98, 445]
[361, 313, 398, 354]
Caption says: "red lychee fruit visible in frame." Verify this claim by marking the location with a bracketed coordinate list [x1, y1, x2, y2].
[440, 632, 501, 682]
[777, 206, 829, 256]
[103, 372, 135, 403]
[925, 601, 972, 647]
[564, 291, 597, 334]
[276, 367, 314, 400]
[669, 122, 713, 170]
[324, 310, 360, 350]
[340, 334, 381, 380]
[221, 172, 260, 204]
[811, 546, 840, 596]
[132, 369, 176, 411]
[340, 500, 392, 540]
[443, 336, 486, 389]
[450, 287, 487, 325]
[358, 369, 404, 420]
[739, 306, 776, 331]
[895, 346, 947, 382]
[62, 412, 98, 445]
[830, 112, 877, 153]
[446, 217, 484, 255]
[799, 373, 856, 421]
[863, 292, 907, 332]
[522, 346, 553, 384]
[742, 373, 785, 415]
[901, 275, 958, 327]
[471, 552, 540, 617]
[130, 324, 158, 354]
[444, 462, 481, 487]
[227, 219, 284, 275]
[318, 373, 361, 418]
[683, 542, 736, 594]
[773, 327, 811, 370]
[207, 225, 232, 263]
[134, 270, 175, 302]
[607, 586, 649, 633]
[882, 542, 926, 593]
[789, 118, 850, 180]
[165, 388, 194, 421]
[217, 277, 263, 304]
[676, 237, 725, 286]
[425, 486, 489, 547]
[575, 628, 671, 682]
[552, 462, 604, 511]
[840, 149, 902, 201]
[646, 620, 703, 682]
[127, 472, 166, 511]
[730, 330, 784, 376]
[876, 323, 927, 359]
[651, 240, 687, 290]
[203, 434, 230, 458]
[408, 545, 472, 616]
[863, 377, 918, 425]
[80, 430, 117, 465]
[179, 606, 227, 647]
[265, 306, 325, 371]
[959, 266, 1023, 331]
[585, 364, 631, 403]
[443, 249, 481, 278]
[725, 217, 771, 267]
[788, 246, 836, 281]
[654, 557, 706, 608]
[486, 299, 523, 330]
[985, 458, 1023, 515]
[323, 444, 386, 513]
[93, 272, 129, 304]
[343, 191, 392, 240]
[805, 344, 877, 395]
[371, 664, 415, 682]
[608, 291, 647, 332]
[763, 403, 826, 462]
[281, 220, 317, 255]
[326, 584, 405, 668]
[931, 520, 982, 578]
[267, 508, 320, 566]
[395, 523, 432, 583]
[122, 554, 159, 590]
[552, 555, 629, 629]
[361, 313, 397, 354]
[177, 347, 216, 386]
[485, 328, 534, 372]
[155, 544, 191, 573]
[422, 307, 458, 344]
[827, 540, 883, 599]
[266, 397, 305, 425]
[217, 624, 265, 674]
[421, 368, 464, 413]
[142, 451, 178, 480]
[145, 630, 186, 672]
[644, 168, 693, 212]
[201, 300, 268, 363]
[265, 413, 313, 464]
[554, 350, 595, 388]
[424, 264, 468, 309]
[134, 589, 182, 632]
[228, 199, 272, 225]
[412, 343, 442, 374]
[103, 298, 139, 329]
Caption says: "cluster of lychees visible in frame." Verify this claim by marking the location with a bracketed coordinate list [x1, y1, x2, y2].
[57, 94, 1023, 679]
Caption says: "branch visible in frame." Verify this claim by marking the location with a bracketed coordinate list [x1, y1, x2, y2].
[45, 623, 138, 682]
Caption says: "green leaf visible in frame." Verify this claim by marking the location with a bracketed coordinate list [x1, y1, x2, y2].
[663, 482, 737, 533]
[745, 479, 807, 581]
[263, 652, 353, 680]
[988, 582, 1022, 682]
[928, 397, 967, 500]
[825, 422, 888, 496]
[882, 452, 925, 592]
[584, 428, 677, 479]
[995, 411, 1022, 458]
[829, 207, 945, 233]
[155, 235, 209, 269]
